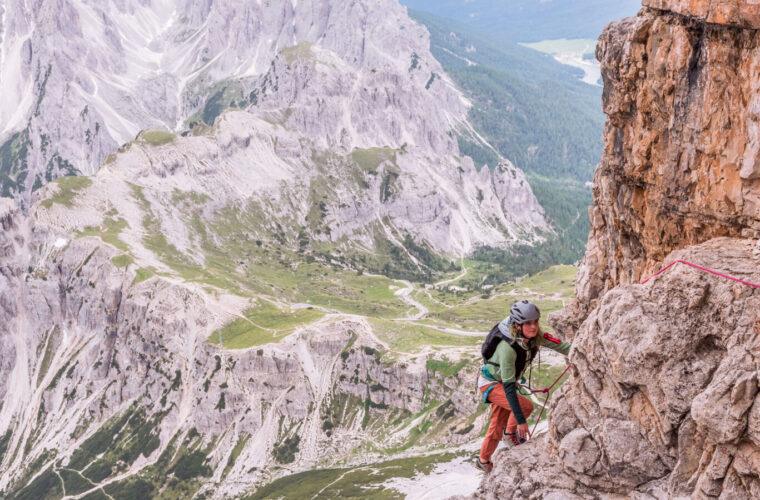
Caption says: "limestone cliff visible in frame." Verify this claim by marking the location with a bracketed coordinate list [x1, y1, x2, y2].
[477, 2, 760, 498]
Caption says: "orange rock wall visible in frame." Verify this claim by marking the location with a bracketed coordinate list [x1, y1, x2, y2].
[644, 0, 760, 28]
[553, 6, 760, 335]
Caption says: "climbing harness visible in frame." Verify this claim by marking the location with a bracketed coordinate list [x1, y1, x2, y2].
[641, 259, 760, 289]
[481, 330, 573, 437]
[479, 366, 499, 403]
[480, 325, 537, 403]
[485, 360, 573, 439]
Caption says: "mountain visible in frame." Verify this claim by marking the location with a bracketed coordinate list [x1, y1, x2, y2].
[0, 0, 560, 498]
[0, 0, 548, 257]
[478, 2, 760, 497]
[400, 0, 642, 42]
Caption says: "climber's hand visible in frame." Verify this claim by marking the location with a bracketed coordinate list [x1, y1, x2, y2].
[517, 423, 530, 441]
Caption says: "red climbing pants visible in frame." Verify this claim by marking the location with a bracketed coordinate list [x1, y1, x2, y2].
[479, 383, 534, 462]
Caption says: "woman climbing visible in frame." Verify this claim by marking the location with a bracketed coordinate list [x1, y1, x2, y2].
[474, 299, 572, 473]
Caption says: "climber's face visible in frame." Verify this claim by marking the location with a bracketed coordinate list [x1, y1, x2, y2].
[520, 319, 539, 339]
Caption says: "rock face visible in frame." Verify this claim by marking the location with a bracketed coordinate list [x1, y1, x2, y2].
[477, 3, 760, 499]
[557, 1, 760, 335]
[0, 0, 519, 194]
[479, 240, 760, 499]
[644, 0, 760, 28]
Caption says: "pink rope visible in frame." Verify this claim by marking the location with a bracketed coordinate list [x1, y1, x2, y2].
[640, 259, 760, 289]
[519, 261, 758, 441]
[522, 258, 757, 440]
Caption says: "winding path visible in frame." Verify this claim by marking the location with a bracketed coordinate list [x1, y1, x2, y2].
[392, 279, 429, 320]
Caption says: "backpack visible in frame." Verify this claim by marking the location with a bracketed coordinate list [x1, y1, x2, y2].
[481, 322, 538, 376]
[481, 323, 511, 365]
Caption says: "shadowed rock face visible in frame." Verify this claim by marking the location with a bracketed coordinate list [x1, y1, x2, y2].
[476, 3, 760, 499]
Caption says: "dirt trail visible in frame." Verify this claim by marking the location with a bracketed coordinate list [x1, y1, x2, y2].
[392, 279, 429, 320]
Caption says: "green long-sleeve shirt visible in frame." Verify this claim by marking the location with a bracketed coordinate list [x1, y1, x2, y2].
[485, 334, 572, 383]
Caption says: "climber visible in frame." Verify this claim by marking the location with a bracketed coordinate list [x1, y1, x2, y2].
[474, 300, 572, 474]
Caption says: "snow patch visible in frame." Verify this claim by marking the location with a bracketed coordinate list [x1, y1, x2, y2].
[54, 238, 68, 248]
[384, 455, 482, 499]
